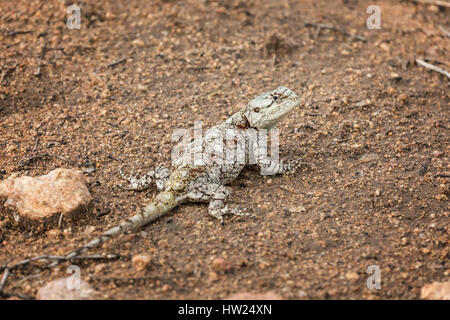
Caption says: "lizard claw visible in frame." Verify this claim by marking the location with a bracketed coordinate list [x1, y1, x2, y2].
[230, 206, 254, 218]
[119, 168, 136, 182]
[283, 159, 308, 175]
[210, 210, 225, 224]
[117, 169, 153, 191]
[114, 183, 140, 191]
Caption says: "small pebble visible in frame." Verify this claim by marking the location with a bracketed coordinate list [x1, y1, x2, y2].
[132, 254, 151, 271]
[225, 291, 283, 300]
[387, 87, 396, 95]
[360, 153, 380, 163]
[212, 258, 232, 272]
[161, 284, 171, 292]
[94, 263, 106, 273]
[290, 206, 307, 213]
[398, 93, 407, 101]
[37, 278, 97, 300]
[83, 167, 96, 174]
[84, 226, 96, 234]
[345, 271, 359, 281]
[390, 72, 401, 80]
[421, 281, 450, 300]
[47, 229, 60, 238]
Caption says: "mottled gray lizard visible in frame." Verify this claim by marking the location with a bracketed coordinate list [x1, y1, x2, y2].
[61, 86, 304, 260]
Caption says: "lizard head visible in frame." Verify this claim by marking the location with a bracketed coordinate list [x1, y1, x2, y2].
[243, 86, 299, 129]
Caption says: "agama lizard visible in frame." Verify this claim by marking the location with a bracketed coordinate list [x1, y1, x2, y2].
[4, 87, 303, 272]
[61, 86, 303, 260]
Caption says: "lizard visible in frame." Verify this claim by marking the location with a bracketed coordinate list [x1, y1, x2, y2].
[6, 86, 304, 269]
[61, 86, 304, 261]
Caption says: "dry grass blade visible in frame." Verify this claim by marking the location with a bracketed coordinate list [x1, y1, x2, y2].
[416, 59, 450, 79]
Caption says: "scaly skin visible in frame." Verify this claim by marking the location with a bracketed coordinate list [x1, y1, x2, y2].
[64, 86, 305, 260]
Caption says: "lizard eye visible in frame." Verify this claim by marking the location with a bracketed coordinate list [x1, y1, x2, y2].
[272, 95, 278, 100]
[253, 107, 260, 113]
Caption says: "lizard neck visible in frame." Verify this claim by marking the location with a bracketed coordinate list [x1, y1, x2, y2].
[226, 109, 253, 130]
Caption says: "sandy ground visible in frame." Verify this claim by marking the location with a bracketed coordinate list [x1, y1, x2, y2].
[0, 0, 449, 299]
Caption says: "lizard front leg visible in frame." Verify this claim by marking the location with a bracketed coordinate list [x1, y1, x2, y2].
[117, 166, 171, 191]
[256, 158, 307, 175]
[253, 143, 307, 175]
[272, 159, 307, 175]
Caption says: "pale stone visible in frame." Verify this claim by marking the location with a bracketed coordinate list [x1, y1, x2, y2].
[421, 281, 450, 300]
[398, 93, 407, 101]
[84, 225, 96, 234]
[427, 5, 439, 13]
[94, 263, 106, 274]
[380, 43, 390, 52]
[360, 153, 380, 163]
[132, 254, 151, 271]
[225, 291, 283, 300]
[46, 228, 60, 238]
[212, 258, 232, 272]
[132, 38, 145, 47]
[37, 278, 97, 300]
[390, 72, 401, 80]
[290, 205, 306, 213]
[345, 271, 360, 281]
[0, 168, 92, 220]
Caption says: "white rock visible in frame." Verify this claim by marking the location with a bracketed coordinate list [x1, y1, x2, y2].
[132, 254, 151, 271]
[345, 271, 359, 281]
[225, 291, 283, 300]
[360, 153, 380, 163]
[37, 278, 97, 300]
[0, 168, 92, 220]
[421, 281, 450, 300]
[290, 206, 306, 213]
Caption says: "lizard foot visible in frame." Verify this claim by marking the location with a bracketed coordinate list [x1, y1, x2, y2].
[116, 167, 170, 191]
[209, 205, 253, 225]
[282, 159, 309, 175]
[230, 206, 253, 217]
[116, 168, 154, 191]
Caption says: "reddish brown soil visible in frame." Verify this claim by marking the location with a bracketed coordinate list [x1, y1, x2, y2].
[0, 0, 448, 299]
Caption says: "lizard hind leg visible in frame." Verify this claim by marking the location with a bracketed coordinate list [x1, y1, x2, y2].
[279, 159, 309, 175]
[117, 166, 170, 191]
[206, 184, 251, 224]
[153, 166, 171, 190]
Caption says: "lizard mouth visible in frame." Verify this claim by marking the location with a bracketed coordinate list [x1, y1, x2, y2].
[244, 86, 300, 129]
[264, 98, 299, 127]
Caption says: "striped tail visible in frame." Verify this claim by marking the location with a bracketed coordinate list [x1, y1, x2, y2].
[64, 191, 179, 260]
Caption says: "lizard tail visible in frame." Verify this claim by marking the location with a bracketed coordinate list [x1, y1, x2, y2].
[64, 191, 179, 260]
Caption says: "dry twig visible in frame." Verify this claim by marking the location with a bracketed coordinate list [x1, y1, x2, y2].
[107, 57, 127, 68]
[304, 22, 367, 42]
[0, 267, 10, 293]
[405, 0, 450, 8]
[0, 253, 118, 296]
[16, 153, 68, 169]
[416, 59, 450, 79]
[34, 41, 47, 76]
[0, 253, 119, 274]
[6, 30, 32, 37]
[439, 25, 450, 37]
